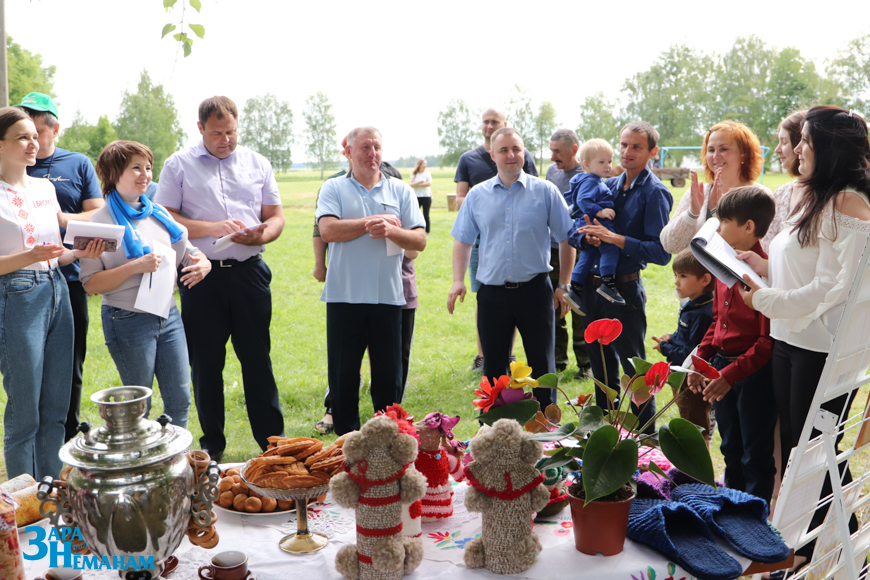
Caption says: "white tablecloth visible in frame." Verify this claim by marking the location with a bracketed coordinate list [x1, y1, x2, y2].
[23, 481, 751, 580]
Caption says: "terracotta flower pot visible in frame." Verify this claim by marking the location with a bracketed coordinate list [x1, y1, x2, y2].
[567, 488, 635, 556]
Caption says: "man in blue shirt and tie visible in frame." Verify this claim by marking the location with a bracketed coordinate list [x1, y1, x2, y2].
[575, 121, 673, 432]
[448, 128, 574, 407]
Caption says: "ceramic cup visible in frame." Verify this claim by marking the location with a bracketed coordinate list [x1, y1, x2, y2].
[198, 550, 250, 580]
[36, 569, 84, 580]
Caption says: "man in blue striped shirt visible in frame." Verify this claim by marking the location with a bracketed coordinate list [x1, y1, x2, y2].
[448, 128, 574, 406]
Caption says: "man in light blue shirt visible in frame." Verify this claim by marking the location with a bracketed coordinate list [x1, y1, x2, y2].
[448, 128, 574, 406]
[316, 126, 426, 435]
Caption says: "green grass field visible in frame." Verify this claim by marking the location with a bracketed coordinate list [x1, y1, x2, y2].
[0, 167, 813, 482]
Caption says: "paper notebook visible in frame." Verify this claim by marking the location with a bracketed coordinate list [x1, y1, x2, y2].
[690, 218, 768, 290]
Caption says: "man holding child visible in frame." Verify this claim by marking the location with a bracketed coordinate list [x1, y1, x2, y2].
[575, 121, 673, 433]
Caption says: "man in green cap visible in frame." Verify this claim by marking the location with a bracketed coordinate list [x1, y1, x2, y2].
[16, 92, 104, 441]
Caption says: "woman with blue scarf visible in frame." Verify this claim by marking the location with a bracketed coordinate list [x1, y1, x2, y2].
[80, 141, 211, 428]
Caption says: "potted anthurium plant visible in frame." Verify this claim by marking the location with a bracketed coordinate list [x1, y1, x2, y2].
[472, 319, 717, 557]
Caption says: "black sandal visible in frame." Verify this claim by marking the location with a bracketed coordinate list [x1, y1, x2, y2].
[314, 419, 334, 434]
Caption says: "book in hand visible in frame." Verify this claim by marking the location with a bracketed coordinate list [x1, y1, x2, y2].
[690, 218, 768, 291]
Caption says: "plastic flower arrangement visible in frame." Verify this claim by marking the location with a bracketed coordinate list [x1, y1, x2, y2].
[472, 320, 717, 505]
[472, 360, 539, 416]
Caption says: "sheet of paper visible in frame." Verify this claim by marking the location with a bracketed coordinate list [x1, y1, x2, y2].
[690, 218, 768, 289]
[386, 239, 402, 256]
[211, 221, 273, 254]
[134, 241, 176, 319]
[63, 221, 125, 247]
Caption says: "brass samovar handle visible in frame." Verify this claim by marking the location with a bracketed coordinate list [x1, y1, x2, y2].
[37, 477, 77, 534]
[190, 461, 220, 528]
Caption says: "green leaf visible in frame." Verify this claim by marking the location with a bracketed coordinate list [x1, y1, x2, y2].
[182, 41, 192, 57]
[189, 0, 202, 11]
[161, 23, 177, 39]
[163, 0, 177, 8]
[632, 357, 653, 375]
[647, 461, 675, 485]
[527, 422, 578, 442]
[666, 371, 686, 391]
[173, 32, 183, 41]
[477, 400, 540, 426]
[659, 418, 716, 488]
[625, 374, 648, 401]
[581, 425, 639, 504]
[592, 377, 618, 403]
[566, 446, 584, 458]
[536, 373, 558, 388]
[577, 405, 608, 434]
[537, 447, 577, 470]
[620, 374, 631, 391]
[607, 410, 638, 432]
[189, 24, 205, 39]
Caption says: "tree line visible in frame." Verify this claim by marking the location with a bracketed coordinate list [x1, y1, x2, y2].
[439, 34, 870, 168]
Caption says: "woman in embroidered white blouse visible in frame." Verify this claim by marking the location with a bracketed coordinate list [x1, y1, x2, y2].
[0, 107, 103, 479]
[659, 121, 770, 254]
[739, 106, 870, 568]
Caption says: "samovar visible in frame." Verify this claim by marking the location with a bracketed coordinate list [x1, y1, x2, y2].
[37, 386, 219, 579]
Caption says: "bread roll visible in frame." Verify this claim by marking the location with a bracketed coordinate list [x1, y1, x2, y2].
[0, 474, 37, 495]
[11, 484, 42, 527]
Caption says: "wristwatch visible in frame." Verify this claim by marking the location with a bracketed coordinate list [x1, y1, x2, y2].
[558, 284, 571, 291]
[709, 207, 718, 216]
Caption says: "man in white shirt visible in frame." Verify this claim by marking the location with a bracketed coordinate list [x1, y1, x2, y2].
[155, 96, 286, 460]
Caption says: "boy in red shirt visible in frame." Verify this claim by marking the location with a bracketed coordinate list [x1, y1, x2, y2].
[688, 185, 776, 503]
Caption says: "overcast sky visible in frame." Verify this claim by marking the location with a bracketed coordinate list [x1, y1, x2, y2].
[7, 0, 870, 161]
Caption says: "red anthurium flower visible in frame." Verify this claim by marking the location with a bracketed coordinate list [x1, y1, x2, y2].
[645, 361, 671, 395]
[473, 375, 508, 412]
[584, 318, 623, 345]
[690, 354, 721, 380]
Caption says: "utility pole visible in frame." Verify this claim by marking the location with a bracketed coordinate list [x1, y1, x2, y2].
[0, 0, 7, 107]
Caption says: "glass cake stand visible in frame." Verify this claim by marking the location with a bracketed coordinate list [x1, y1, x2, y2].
[241, 461, 330, 554]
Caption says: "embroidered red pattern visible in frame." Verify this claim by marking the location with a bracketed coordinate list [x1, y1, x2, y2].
[24, 223, 34, 234]
[11, 196, 22, 207]
[464, 470, 545, 501]
[17, 210, 27, 220]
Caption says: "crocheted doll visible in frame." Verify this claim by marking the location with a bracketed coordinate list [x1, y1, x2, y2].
[463, 419, 550, 575]
[414, 413, 463, 521]
[330, 415, 428, 580]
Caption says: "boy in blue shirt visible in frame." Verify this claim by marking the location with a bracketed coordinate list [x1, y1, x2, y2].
[564, 139, 623, 310]
[653, 249, 715, 444]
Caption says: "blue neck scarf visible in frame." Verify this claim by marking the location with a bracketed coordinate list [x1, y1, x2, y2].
[107, 190, 184, 259]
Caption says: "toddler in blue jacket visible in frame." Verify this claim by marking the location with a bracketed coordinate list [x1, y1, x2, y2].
[564, 138, 623, 311]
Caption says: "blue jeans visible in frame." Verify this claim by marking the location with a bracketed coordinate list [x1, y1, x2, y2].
[0, 269, 73, 479]
[102, 304, 191, 428]
[581, 276, 656, 433]
[710, 355, 776, 503]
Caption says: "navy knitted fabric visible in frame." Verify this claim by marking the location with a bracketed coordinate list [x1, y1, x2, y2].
[627, 498, 744, 580]
[672, 483, 791, 563]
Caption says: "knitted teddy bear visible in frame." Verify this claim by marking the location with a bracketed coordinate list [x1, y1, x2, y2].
[463, 419, 550, 575]
[414, 412, 462, 521]
[330, 415, 428, 580]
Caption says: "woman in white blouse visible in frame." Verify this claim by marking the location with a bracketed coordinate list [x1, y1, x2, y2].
[0, 107, 103, 479]
[740, 106, 870, 568]
[409, 159, 432, 233]
[761, 110, 807, 252]
[659, 120, 769, 254]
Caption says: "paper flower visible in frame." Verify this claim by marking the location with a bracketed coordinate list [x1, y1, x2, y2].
[375, 404, 417, 438]
[690, 354, 721, 380]
[473, 375, 509, 412]
[584, 318, 623, 345]
[645, 361, 671, 395]
[508, 360, 538, 389]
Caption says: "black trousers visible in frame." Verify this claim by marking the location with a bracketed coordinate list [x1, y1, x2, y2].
[477, 273, 556, 407]
[65, 280, 89, 442]
[581, 277, 656, 434]
[418, 197, 431, 233]
[772, 340, 858, 557]
[547, 247, 588, 370]
[327, 302, 402, 435]
[178, 257, 284, 453]
[323, 307, 415, 410]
